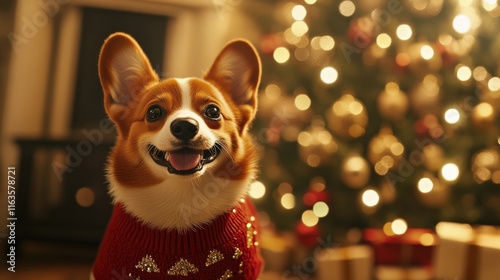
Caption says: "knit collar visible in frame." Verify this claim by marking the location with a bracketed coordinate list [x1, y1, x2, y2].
[109, 199, 250, 255]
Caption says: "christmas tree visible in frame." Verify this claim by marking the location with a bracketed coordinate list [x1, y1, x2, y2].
[243, 0, 500, 241]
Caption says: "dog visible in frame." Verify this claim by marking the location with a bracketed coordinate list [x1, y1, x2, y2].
[91, 32, 263, 280]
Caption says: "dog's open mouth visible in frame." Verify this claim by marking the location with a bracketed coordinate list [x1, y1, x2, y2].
[148, 143, 222, 175]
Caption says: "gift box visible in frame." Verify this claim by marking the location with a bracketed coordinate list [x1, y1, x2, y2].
[375, 266, 433, 280]
[363, 228, 436, 266]
[260, 229, 293, 272]
[316, 245, 373, 280]
[433, 222, 500, 280]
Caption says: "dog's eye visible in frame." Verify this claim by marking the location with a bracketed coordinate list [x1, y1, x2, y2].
[204, 104, 221, 121]
[146, 105, 164, 122]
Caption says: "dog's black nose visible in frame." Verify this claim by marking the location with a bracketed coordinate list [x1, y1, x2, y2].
[170, 118, 199, 141]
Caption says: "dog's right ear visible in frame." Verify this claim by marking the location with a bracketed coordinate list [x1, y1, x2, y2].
[98, 32, 159, 122]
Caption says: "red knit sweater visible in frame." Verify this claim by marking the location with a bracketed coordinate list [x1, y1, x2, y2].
[92, 198, 263, 279]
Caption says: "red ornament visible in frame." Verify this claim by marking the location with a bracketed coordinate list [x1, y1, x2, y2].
[295, 221, 320, 247]
[435, 42, 458, 69]
[259, 33, 284, 55]
[303, 189, 330, 207]
[363, 228, 436, 266]
[347, 17, 378, 49]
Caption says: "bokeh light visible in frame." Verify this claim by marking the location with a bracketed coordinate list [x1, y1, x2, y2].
[291, 21, 309, 37]
[457, 65, 472, 81]
[313, 201, 329, 217]
[339, 1, 356, 17]
[376, 33, 392, 48]
[453, 14, 472, 34]
[444, 108, 460, 124]
[295, 94, 312, 111]
[418, 177, 434, 193]
[292, 5, 307, 21]
[391, 218, 408, 235]
[441, 163, 460, 181]
[302, 210, 319, 227]
[488, 77, 500, 91]
[249, 181, 266, 199]
[281, 193, 296, 209]
[420, 45, 434, 60]
[320, 67, 338, 84]
[396, 24, 413, 40]
[362, 189, 380, 207]
[319, 36, 335, 51]
[273, 47, 290, 63]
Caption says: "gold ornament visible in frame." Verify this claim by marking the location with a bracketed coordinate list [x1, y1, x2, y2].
[340, 155, 371, 189]
[422, 144, 445, 172]
[218, 269, 233, 280]
[326, 93, 368, 139]
[407, 42, 443, 73]
[368, 127, 405, 175]
[134, 255, 160, 273]
[298, 119, 338, 167]
[417, 175, 449, 208]
[205, 249, 224, 266]
[471, 102, 496, 130]
[238, 261, 243, 274]
[472, 148, 500, 184]
[377, 82, 409, 121]
[233, 247, 243, 259]
[380, 179, 396, 204]
[167, 258, 199, 276]
[410, 74, 441, 116]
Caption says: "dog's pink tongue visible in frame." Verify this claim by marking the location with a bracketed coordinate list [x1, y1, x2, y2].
[169, 150, 201, 171]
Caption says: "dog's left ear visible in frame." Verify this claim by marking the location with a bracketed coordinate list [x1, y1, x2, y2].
[205, 40, 261, 133]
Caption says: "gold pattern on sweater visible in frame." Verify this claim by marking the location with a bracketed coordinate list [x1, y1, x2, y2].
[218, 269, 233, 279]
[233, 247, 243, 259]
[205, 249, 224, 266]
[167, 258, 199, 276]
[134, 255, 160, 273]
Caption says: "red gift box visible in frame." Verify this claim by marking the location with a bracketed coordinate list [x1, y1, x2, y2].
[363, 228, 436, 266]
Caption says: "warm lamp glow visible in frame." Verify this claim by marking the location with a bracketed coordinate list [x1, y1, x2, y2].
[295, 94, 312, 111]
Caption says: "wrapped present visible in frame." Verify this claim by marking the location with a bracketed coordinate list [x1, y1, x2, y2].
[375, 266, 433, 280]
[363, 228, 436, 266]
[433, 222, 500, 280]
[317, 245, 373, 280]
[260, 229, 293, 272]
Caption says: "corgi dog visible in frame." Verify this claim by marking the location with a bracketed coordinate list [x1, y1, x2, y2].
[92, 33, 263, 280]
